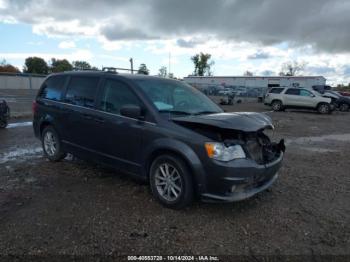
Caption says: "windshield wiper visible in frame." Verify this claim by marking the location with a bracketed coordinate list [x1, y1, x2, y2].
[159, 110, 192, 115]
[193, 111, 218, 115]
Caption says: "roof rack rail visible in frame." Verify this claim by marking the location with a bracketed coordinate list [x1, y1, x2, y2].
[102, 67, 138, 74]
[72, 67, 99, 71]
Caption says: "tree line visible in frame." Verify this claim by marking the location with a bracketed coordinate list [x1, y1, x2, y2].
[0, 54, 327, 80]
[0, 57, 153, 76]
[0, 57, 99, 74]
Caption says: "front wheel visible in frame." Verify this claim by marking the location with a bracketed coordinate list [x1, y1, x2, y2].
[317, 103, 331, 114]
[149, 154, 194, 209]
[41, 126, 66, 161]
[339, 103, 349, 112]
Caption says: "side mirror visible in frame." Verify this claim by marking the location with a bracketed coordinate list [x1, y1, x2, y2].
[120, 104, 143, 120]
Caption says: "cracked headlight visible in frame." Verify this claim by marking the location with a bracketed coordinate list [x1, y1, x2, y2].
[205, 142, 246, 161]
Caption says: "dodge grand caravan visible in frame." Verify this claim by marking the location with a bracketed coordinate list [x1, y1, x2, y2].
[33, 71, 285, 209]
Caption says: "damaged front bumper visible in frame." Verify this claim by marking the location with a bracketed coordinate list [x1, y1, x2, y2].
[201, 151, 283, 202]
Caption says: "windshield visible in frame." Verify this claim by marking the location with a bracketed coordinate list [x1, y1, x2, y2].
[135, 78, 222, 115]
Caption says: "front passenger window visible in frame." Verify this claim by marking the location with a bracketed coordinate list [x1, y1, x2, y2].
[300, 90, 312, 97]
[100, 79, 141, 115]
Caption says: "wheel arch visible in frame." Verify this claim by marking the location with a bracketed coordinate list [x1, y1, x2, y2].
[39, 121, 52, 136]
[143, 139, 206, 196]
[271, 99, 283, 105]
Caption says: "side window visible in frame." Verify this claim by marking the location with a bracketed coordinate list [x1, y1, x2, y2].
[64, 76, 100, 108]
[300, 89, 312, 97]
[285, 88, 300, 95]
[100, 79, 141, 115]
[39, 75, 66, 101]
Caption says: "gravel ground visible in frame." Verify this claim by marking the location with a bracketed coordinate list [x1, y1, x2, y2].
[0, 101, 349, 260]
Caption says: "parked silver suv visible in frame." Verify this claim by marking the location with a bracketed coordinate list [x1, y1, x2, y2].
[264, 87, 333, 114]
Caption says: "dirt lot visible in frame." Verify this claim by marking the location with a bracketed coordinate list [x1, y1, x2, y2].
[0, 102, 349, 260]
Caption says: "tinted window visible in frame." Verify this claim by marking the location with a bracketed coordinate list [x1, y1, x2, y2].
[285, 88, 300, 95]
[39, 75, 66, 101]
[100, 79, 141, 115]
[65, 76, 100, 108]
[300, 89, 312, 97]
[269, 88, 284, 94]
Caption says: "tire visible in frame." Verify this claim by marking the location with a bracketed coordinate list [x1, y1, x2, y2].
[339, 103, 349, 112]
[317, 103, 330, 114]
[271, 100, 283, 111]
[41, 126, 66, 161]
[0, 119, 8, 128]
[149, 154, 194, 209]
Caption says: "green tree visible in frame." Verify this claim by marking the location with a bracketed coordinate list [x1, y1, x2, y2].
[158, 66, 167, 77]
[138, 63, 150, 75]
[72, 60, 92, 70]
[23, 57, 49, 74]
[50, 58, 73, 73]
[191, 52, 214, 76]
[0, 59, 20, 73]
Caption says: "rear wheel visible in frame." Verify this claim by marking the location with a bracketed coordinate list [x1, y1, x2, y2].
[271, 100, 283, 111]
[0, 119, 8, 128]
[41, 126, 66, 161]
[317, 103, 331, 114]
[149, 154, 194, 209]
[339, 103, 349, 112]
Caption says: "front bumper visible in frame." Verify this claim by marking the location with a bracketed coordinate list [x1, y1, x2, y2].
[201, 152, 283, 202]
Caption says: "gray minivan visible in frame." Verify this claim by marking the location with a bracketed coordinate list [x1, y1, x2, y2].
[33, 71, 285, 209]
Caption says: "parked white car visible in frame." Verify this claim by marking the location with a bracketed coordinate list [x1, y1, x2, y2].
[264, 87, 333, 114]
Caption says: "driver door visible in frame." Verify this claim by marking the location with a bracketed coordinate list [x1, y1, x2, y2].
[92, 78, 145, 174]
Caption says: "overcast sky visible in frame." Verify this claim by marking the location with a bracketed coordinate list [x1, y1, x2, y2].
[1, 0, 350, 85]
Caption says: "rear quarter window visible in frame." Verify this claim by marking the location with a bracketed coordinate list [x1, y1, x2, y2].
[39, 75, 66, 101]
[269, 88, 284, 94]
[285, 88, 300, 95]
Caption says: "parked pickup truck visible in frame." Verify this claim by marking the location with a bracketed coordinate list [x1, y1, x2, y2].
[264, 87, 333, 114]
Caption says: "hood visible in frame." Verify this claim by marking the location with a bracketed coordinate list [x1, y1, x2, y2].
[173, 112, 273, 132]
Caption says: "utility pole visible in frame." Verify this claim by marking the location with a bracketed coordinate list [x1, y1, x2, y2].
[129, 58, 134, 74]
[168, 52, 171, 77]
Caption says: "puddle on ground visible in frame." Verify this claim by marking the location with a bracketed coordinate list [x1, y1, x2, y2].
[0, 147, 43, 164]
[7, 122, 33, 129]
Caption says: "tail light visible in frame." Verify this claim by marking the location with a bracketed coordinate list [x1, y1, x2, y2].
[32, 101, 38, 114]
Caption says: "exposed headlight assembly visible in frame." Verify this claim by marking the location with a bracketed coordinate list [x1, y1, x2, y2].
[205, 142, 246, 161]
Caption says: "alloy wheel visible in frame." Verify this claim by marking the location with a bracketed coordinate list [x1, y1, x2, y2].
[340, 104, 349, 112]
[319, 104, 329, 114]
[154, 163, 182, 202]
[44, 131, 57, 156]
[272, 101, 281, 111]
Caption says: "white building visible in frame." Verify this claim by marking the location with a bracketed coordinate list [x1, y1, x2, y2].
[0, 73, 46, 90]
[183, 76, 327, 97]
